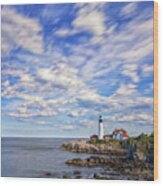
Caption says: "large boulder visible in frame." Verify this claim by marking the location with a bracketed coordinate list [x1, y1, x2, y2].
[66, 158, 85, 166]
[133, 151, 146, 161]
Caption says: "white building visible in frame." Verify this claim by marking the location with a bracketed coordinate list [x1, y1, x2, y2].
[99, 115, 104, 140]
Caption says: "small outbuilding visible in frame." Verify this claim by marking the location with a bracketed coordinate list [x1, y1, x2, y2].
[122, 132, 129, 140]
[90, 134, 98, 142]
[112, 129, 129, 140]
[104, 134, 112, 141]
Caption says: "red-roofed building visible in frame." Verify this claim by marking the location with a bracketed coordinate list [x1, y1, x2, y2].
[104, 134, 112, 141]
[122, 133, 128, 140]
[112, 129, 129, 140]
[90, 134, 98, 142]
[121, 129, 127, 133]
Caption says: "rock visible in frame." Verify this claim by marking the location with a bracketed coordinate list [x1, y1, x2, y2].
[65, 155, 154, 180]
[134, 151, 146, 161]
[87, 162, 95, 167]
[146, 153, 154, 163]
[93, 173, 111, 180]
[73, 170, 81, 175]
[66, 159, 73, 164]
[99, 158, 105, 164]
[63, 175, 70, 179]
[66, 156, 112, 167]
[93, 173, 101, 179]
[45, 172, 52, 176]
[66, 158, 85, 166]
[61, 140, 127, 156]
[75, 175, 82, 179]
[87, 157, 95, 163]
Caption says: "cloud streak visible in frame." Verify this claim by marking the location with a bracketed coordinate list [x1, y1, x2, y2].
[1, 7, 43, 56]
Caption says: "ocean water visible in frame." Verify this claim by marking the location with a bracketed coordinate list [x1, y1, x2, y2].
[1, 137, 106, 179]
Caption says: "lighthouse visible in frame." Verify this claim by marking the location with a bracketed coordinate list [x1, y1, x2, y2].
[99, 115, 104, 140]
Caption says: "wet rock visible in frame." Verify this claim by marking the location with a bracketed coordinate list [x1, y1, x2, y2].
[65, 156, 154, 180]
[87, 162, 95, 167]
[93, 173, 103, 179]
[66, 158, 85, 166]
[63, 175, 70, 179]
[45, 172, 52, 176]
[75, 175, 83, 179]
[73, 170, 81, 175]
[87, 157, 96, 163]
[66, 159, 73, 164]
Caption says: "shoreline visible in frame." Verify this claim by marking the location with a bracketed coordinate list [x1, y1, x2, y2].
[61, 134, 154, 180]
[65, 156, 154, 180]
[61, 140, 128, 156]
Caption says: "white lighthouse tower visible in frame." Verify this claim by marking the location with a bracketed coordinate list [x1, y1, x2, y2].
[99, 115, 104, 140]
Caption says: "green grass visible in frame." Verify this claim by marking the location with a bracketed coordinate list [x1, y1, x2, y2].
[89, 133, 154, 152]
[126, 133, 154, 155]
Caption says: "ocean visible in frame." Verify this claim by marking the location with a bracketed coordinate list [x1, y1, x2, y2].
[1, 137, 106, 179]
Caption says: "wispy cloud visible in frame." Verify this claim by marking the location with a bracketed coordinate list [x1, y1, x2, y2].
[120, 2, 137, 18]
[1, 2, 154, 137]
[1, 7, 43, 56]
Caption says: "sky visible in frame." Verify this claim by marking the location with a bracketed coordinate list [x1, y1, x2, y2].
[1, 1, 154, 138]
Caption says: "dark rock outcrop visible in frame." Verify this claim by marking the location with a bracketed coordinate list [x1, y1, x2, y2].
[66, 156, 154, 180]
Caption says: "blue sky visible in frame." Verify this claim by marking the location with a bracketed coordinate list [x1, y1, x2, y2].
[1, 1, 154, 137]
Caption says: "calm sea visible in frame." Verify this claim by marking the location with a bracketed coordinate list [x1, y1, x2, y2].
[1, 137, 105, 179]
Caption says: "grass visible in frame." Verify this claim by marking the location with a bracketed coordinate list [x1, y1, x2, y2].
[89, 133, 154, 152]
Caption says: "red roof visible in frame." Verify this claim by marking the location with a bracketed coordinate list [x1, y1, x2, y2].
[114, 129, 119, 133]
[113, 129, 127, 134]
[90, 135, 98, 138]
[121, 129, 127, 133]
[123, 133, 128, 138]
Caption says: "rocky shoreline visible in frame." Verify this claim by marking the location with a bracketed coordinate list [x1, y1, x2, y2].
[65, 156, 153, 180]
[61, 140, 127, 156]
[61, 135, 154, 180]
